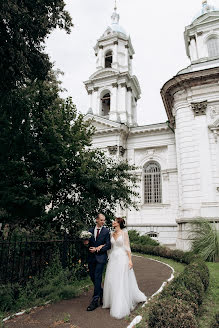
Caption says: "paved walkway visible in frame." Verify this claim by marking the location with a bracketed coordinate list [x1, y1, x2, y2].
[5, 256, 172, 328]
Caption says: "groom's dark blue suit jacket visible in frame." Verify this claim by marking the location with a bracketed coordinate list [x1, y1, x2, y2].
[88, 227, 111, 264]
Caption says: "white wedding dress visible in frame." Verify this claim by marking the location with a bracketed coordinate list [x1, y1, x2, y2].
[102, 230, 147, 319]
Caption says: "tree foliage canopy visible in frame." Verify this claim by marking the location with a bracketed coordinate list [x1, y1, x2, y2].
[0, 0, 72, 91]
[0, 1, 139, 234]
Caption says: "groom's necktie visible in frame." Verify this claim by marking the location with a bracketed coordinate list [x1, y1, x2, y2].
[96, 228, 100, 240]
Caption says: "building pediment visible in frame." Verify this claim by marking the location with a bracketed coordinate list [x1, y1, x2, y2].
[192, 12, 219, 26]
[89, 68, 118, 81]
[84, 113, 128, 135]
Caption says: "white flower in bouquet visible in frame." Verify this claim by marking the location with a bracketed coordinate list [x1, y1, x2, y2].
[80, 230, 92, 240]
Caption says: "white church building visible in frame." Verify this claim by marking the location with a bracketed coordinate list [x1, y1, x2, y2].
[84, 1, 219, 250]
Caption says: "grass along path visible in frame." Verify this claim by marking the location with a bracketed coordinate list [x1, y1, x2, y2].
[130, 253, 186, 328]
[131, 253, 219, 328]
[197, 262, 219, 328]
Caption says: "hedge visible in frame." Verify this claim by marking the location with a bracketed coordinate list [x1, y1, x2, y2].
[132, 243, 210, 328]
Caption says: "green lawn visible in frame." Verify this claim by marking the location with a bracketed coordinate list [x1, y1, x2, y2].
[197, 262, 219, 327]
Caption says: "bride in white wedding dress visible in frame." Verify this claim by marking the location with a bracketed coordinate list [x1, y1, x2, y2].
[102, 218, 147, 319]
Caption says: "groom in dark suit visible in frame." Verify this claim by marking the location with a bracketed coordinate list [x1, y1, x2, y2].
[84, 213, 111, 311]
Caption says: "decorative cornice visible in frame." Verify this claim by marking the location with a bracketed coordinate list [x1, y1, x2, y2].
[120, 82, 127, 88]
[112, 82, 118, 88]
[191, 100, 207, 116]
[130, 123, 170, 135]
[94, 87, 99, 92]
[160, 67, 219, 125]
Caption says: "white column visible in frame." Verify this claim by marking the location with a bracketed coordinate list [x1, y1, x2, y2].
[97, 46, 104, 69]
[119, 83, 127, 124]
[125, 45, 129, 69]
[133, 98, 137, 125]
[189, 37, 198, 61]
[109, 83, 118, 121]
[197, 115, 215, 203]
[88, 90, 93, 111]
[127, 87, 132, 125]
[113, 41, 118, 70]
[92, 87, 99, 115]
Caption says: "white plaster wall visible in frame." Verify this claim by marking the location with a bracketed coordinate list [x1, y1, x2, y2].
[126, 128, 179, 246]
[174, 83, 219, 250]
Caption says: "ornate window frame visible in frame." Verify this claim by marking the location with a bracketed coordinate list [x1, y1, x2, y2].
[143, 161, 162, 205]
[204, 33, 219, 58]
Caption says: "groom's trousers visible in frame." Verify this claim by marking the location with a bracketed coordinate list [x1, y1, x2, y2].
[88, 261, 105, 302]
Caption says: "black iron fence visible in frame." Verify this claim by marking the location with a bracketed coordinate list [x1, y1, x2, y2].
[0, 235, 88, 284]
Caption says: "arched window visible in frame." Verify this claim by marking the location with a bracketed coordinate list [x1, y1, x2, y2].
[105, 51, 113, 68]
[207, 37, 219, 57]
[144, 161, 162, 204]
[101, 93, 110, 116]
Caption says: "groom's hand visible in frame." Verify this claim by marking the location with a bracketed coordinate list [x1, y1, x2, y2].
[89, 247, 96, 253]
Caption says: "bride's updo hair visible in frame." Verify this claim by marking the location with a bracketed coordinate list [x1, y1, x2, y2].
[116, 217, 126, 229]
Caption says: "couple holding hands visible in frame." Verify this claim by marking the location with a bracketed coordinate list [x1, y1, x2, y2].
[83, 213, 146, 320]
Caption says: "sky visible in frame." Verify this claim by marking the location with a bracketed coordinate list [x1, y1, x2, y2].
[46, 0, 218, 125]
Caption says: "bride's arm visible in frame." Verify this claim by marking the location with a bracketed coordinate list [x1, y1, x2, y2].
[123, 230, 133, 269]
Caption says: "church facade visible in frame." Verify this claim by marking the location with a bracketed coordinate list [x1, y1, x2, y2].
[84, 1, 219, 250]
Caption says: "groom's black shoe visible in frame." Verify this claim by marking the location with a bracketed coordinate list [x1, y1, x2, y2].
[87, 301, 98, 311]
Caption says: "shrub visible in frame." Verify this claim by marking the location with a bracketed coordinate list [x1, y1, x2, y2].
[0, 285, 15, 312]
[148, 297, 198, 328]
[131, 243, 194, 264]
[129, 230, 159, 246]
[178, 270, 205, 305]
[160, 279, 198, 314]
[210, 313, 219, 328]
[132, 241, 210, 328]
[0, 253, 87, 314]
[183, 260, 209, 291]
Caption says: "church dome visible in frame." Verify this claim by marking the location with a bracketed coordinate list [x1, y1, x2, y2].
[109, 5, 127, 36]
[192, 0, 219, 23]
[110, 22, 127, 35]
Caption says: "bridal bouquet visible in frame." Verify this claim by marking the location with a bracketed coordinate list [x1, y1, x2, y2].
[80, 230, 92, 240]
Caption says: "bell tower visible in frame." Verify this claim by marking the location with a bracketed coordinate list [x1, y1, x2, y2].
[184, 0, 219, 69]
[84, 3, 141, 126]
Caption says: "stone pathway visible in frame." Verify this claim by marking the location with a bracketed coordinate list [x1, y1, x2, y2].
[5, 256, 172, 328]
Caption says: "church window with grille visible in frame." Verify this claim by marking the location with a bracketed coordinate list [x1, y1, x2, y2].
[105, 51, 113, 68]
[101, 93, 110, 116]
[207, 37, 219, 57]
[144, 162, 162, 204]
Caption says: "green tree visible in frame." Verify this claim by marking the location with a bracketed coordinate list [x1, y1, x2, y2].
[0, 0, 72, 92]
[0, 71, 139, 231]
[0, 1, 139, 233]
